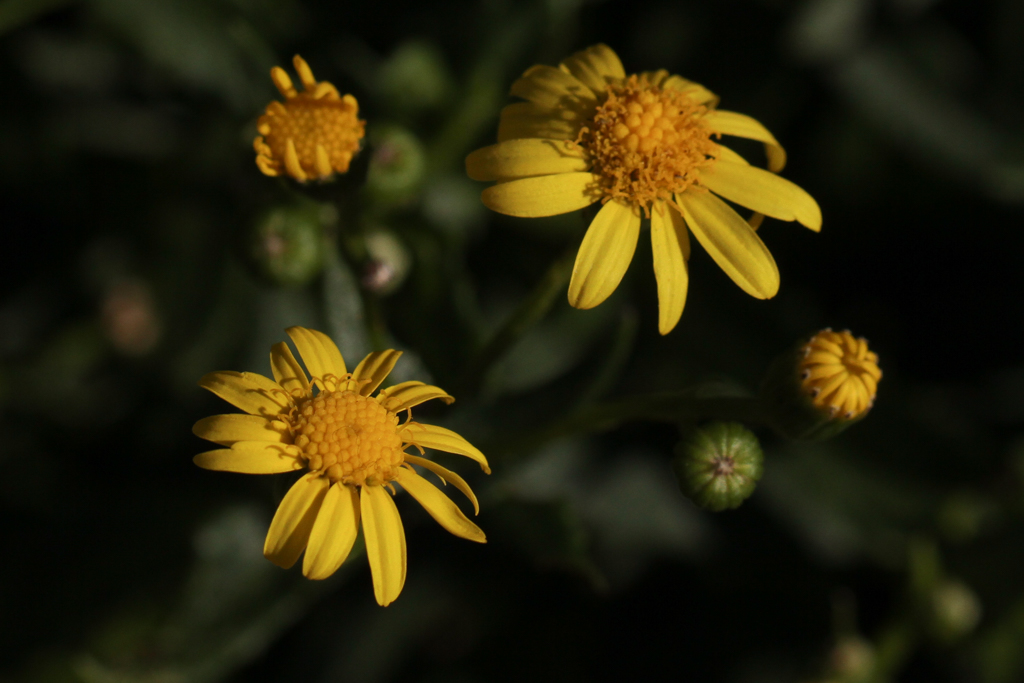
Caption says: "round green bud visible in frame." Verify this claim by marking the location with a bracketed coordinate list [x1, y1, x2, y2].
[673, 422, 764, 512]
[365, 125, 426, 205]
[251, 203, 329, 287]
[378, 41, 454, 113]
[928, 579, 982, 643]
[361, 230, 411, 296]
[827, 637, 875, 683]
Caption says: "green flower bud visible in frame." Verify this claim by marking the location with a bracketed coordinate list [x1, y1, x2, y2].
[365, 125, 426, 204]
[251, 203, 332, 287]
[378, 41, 454, 113]
[673, 422, 764, 511]
[361, 230, 411, 296]
[827, 637, 875, 683]
[928, 579, 982, 643]
[760, 329, 882, 441]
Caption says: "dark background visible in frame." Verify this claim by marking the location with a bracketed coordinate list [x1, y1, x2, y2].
[2, 0, 1023, 681]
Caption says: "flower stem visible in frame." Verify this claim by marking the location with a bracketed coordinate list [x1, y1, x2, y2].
[457, 248, 575, 397]
[495, 392, 764, 459]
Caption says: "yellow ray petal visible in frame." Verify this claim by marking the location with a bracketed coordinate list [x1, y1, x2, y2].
[698, 161, 821, 232]
[284, 138, 307, 182]
[285, 327, 347, 388]
[270, 342, 310, 397]
[567, 200, 640, 310]
[704, 110, 787, 173]
[510, 65, 596, 109]
[678, 190, 780, 299]
[395, 468, 485, 543]
[480, 172, 599, 218]
[270, 66, 296, 98]
[559, 43, 625, 92]
[193, 441, 303, 474]
[376, 381, 454, 413]
[497, 102, 585, 143]
[360, 485, 407, 606]
[192, 414, 291, 446]
[712, 144, 750, 165]
[303, 483, 360, 580]
[292, 55, 316, 90]
[662, 75, 718, 106]
[350, 350, 403, 396]
[466, 139, 588, 182]
[400, 422, 490, 474]
[405, 455, 479, 515]
[264, 473, 329, 569]
[650, 203, 690, 335]
[199, 371, 293, 417]
[639, 69, 670, 87]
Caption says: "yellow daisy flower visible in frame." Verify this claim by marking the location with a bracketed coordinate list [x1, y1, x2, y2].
[192, 327, 489, 606]
[254, 55, 365, 182]
[466, 44, 822, 334]
[798, 328, 881, 419]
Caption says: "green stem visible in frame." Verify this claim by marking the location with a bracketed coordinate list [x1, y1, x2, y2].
[505, 393, 764, 456]
[457, 248, 575, 397]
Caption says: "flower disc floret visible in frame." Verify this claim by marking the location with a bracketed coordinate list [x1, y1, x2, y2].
[581, 75, 717, 213]
[292, 390, 404, 487]
[799, 329, 882, 419]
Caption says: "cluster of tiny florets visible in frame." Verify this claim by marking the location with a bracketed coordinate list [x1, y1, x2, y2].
[290, 390, 405, 486]
[576, 75, 718, 214]
[799, 329, 882, 419]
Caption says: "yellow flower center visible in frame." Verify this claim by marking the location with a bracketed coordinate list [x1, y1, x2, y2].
[259, 94, 364, 178]
[579, 75, 717, 213]
[799, 329, 882, 419]
[291, 390, 405, 487]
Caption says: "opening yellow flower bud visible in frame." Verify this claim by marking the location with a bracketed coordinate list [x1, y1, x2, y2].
[254, 55, 365, 182]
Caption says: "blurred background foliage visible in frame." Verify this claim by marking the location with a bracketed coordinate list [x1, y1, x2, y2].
[1, 0, 1023, 681]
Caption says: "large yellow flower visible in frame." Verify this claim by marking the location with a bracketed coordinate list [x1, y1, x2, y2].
[193, 327, 488, 606]
[466, 44, 822, 334]
[254, 55, 365, 182]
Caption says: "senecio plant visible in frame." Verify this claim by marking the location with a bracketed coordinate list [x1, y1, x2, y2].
[195, 47, 880, 608]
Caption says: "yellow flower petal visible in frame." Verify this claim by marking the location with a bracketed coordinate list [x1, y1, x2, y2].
[269, 342, 310, 397]
[376, 381, 454, 413]
[480, 172, 599, 218]
[559, 43, 625, 92]
[285, 326, 347, 387]
[405, 454, 480, 515]
[400, 422, 491, 474]
[704, 110, 787, 173]
[198, 371, 293, 417]
[465, 139, 588, 182]
[639, 69, 670, 87]
[193, 441, 304, 474]
[302, 483, 360, 580]
[497, 102, 584, 143]
[360, 485, 407, 607]
[567, 200, 640, 310]
[350, 349, 402, 396]
[510, 65, 596, 108]
[192, 414, 291, 446]
[263, 473, 329, 569]
[395, 468, 485, 543]
[712, 144, 750, 165]
[698, 161, 822, 232]
[650, 203, 690, 335]
[677, 189, 780, 299]
[662, 75, 718, 106]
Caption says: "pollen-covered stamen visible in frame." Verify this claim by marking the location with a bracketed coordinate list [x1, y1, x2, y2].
[290, 390, 405, 487]
[576, 74, 718, 214]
